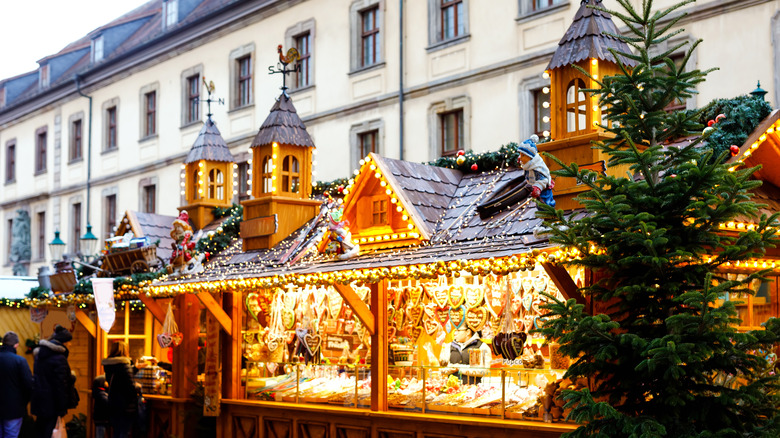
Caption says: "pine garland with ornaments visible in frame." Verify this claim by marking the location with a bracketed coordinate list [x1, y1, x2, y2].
[535, 0, 780, 436]
[194, 204, 243, 258]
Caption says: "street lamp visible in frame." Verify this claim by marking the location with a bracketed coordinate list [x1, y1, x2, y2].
[751, 81, 768, 100]
[80, 223, 99, 257]
[49, 230, 66, 261]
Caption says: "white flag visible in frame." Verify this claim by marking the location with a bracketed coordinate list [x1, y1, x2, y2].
[92, 278, 116, 333]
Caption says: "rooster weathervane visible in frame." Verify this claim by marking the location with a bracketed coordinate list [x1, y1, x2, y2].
[268, 44, 301, 97]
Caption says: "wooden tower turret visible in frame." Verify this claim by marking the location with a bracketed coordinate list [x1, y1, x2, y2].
[179, 117, 236, 230]
[240, 93, 320, 250]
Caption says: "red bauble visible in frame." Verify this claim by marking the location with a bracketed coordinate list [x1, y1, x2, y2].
[337, 185, 344, 193]
[707, 120, 715, 127]
[730, 145, 740, 156]
[471, 164, 478, 171]
[457, 150, 465, 156]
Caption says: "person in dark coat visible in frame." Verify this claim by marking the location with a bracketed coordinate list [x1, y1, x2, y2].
[31, 325, 74, 438]
[102, 341, 137, 438]
[92, 375, 110, 438]
[0, 331, 34, 438]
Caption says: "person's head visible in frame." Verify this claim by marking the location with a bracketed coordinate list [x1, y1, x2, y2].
[2, 331, 20, 349]
[517, 137, 538, 166]
[107, 341, 129, 358]
[453, 326, 475, 343]
[50, 324, 73, 345]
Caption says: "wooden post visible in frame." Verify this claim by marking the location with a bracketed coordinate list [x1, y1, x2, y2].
[541, 262, 586, 306]
[74, 309, 96, 338]
[138, 294, 167, 324]
[172, 293, 199, 399]
[222, 291, 243, 399]
[196, 291, 233, 334]
[333, 283, 375, 335]
[203, 310, 221, 417]
[370, 280, 387, 411]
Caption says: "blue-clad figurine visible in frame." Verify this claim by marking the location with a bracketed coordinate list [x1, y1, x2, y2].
[517, 135, 555, 207]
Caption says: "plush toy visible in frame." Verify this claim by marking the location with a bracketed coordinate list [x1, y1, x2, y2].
[169, 211, 197, 273]
[517, 135, 555, 207]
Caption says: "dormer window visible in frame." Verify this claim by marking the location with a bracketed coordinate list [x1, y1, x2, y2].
[208, 168, 224, 199]
[372, 198, 388, 226]
[93, 36, 104, 63]
[566, 78, 588, 134]
[164, 0, 179, 28]
[39, 65, 50, 89]
[281, 155, 300, 193]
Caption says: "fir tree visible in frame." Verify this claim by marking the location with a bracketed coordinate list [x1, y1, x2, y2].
[536, 0, 780, 436]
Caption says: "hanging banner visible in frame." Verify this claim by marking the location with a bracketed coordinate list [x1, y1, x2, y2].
[30, 307, 48, 324]
[92, 278, 116, 333]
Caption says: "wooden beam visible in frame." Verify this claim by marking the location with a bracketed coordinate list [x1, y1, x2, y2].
[196, 291, 233, 335]
[332, 283, 375, 335]
[138, 294, 167, 324]
[74, 309, 96, 338]
[370, 280, 388, 412]
[542, 262, 586, 307]
[222, 292, 242, 400]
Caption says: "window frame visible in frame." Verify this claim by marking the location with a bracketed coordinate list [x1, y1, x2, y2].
[102, 98, 119, 152]
[5, 139, 15, 184]
[139, 83, 159, 140]
[440, 0, 465, 41]
[429, 96, 470, 160]
[295, 32, 312, 89]
[427, 0, 470, 51]
[105, 193, 117, 243]
[237, 55, 253, 108]
[142, 184, 157, 214]
[349, 119, 384, 169]
[144, 91, 157, 137]
[229, 44, 255, 111]
[36, 211, 45, 261]
[439, 109, 464, 157]
[180, 65, 203, 127]
[35, 126, 48, 175]
[70, 116, 84, 163]
[281, 155, 301, 194]
[72, 202, 82, 255]
[361, 6, 380, 67]
[517, 0, 569, 22]
[285, 19, 316, 92]
[187, 74, 201, 123]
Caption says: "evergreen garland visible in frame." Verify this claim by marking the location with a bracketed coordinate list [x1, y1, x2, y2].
[194, 204, 243, 256]
[695, 95, 772, 160]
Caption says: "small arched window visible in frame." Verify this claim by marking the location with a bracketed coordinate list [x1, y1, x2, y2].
[208, 168, 224, 199]
[191, 169, 201, 200]
[566, 78, 588, 134]
[281, 155, 300, 193]
[262, 156, 273, 193]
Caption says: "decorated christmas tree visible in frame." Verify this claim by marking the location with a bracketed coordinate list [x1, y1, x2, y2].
[537, 0, 780, 436]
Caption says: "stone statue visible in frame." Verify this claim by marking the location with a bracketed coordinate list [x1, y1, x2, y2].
[9, 209, 31, 276]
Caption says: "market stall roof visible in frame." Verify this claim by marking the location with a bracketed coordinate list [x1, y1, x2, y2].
[547, 0, 637, 70]
[250, 93, 315, 148]
[116, 210, 180, 261]
[184, 118, 235, 164]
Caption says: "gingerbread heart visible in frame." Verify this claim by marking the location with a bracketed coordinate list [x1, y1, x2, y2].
[356, 321, 366, 341]
[408, 306, 423, 326]
[449, 305, 466, 330]
[283, 291, 297, 310]
[449, 286, 465, 308]
[282, 309, 296, 330]
[408, 286, 423, 306]
[434, 307, 450, 328]
[344, 319, 355, 334]
[324, 320, 338, 334]
[387, 305, 396, 324]
[534, 275, 548, 293]
[354, 285, 370, 302]
[304, 333, 322, 355]
[409, 326, 423, 343]
[466, 307, 488, 331]
[433, 287, 449, 308]
[511, 292, 523, 315]
[486, 285, 506, 318]
[267, 335, 282, 353]
[522, 277, 534, 295]
[387, 326, 397, 342]
[157, 333, 172, 348]
[464, 286, 484, 309]
[394, 309, 405, 329]
[328, 289, 344, 320]
[509, 332, 528, 359]
[171, 332, 183, 347]
[423, 313, 439, 335]
[245, 292, 260, 322]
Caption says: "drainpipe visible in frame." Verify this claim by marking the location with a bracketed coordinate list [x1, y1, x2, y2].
[399, 0, 405, 160]
[74, 75, 93, 233]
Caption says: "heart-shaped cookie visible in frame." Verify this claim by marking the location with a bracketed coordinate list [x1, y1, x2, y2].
[283, 291, 297, 310]
[409, 326, 423, 344]
[408, 286, 423, 306]
[449, 286, 465, 308]
[449, 305, 466, 330]
[356, 321, 366, 341]
[328, 289, 344, 320]
[486, 285, 506, 318]
[282, 309, 296, 330]
[394, 309, 405, 329]
[354, 285, 370, 302]
[423, 314, 439, 335]
[344, 319, 355, 334]
[245, 292, 260, 322]
[408, 306, 423, 326]
[387, 326, 397, 341]
[433, 287, 449, 308]
[157, 333, 172, 348]
[464, 286, 484, 309]
[171, 332, 183, 347]
[466, 307, 488, 331]
[534, 275, 548, 293]
[304, 333, 322, 355]
[434, 307, 450, 328]
[511, 291, 523, 315]
[324, 320, 338, 334]
[509, 332, 527, 359]
[267, 335, 282, 353]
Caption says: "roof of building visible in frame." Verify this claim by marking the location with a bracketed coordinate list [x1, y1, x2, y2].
[116, 210, 181, 262]
[250, 93, 315, 148]
[547, 0, 637, 70]
[184, 118, 235, 163]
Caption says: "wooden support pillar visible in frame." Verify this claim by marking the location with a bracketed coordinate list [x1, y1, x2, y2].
[74, 309, 96, 338]
[370, 280, 387, 412]
[222, 291, 243, 400]
[172, 293, 200, 400]
[196, 291, 232, 334]
[541, 262, 586, 306]
[138, 294, 167, 324]
[333, 283, 375, 335]
[203, 310, 222, 416]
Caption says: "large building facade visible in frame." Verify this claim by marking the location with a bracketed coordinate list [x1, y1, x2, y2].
[1, 0, 779, 276]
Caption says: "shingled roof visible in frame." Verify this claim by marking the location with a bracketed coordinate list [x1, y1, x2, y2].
[116, 211, 180, 262]
[547, 0, 637, 70]
[251, 93, 315, 148]
[184, 118, 234, 164]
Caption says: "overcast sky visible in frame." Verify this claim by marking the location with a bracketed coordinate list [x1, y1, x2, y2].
[0, 0, 151, 80]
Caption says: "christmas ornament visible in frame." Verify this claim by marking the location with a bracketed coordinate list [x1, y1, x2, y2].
[730, 145, 740, 156]
[471, 163, 478, 171]
[456, 155, 466, 166]
[707, 120, 715, 127]
[702, 127, 715, 136]
[456, 150, 465, 156]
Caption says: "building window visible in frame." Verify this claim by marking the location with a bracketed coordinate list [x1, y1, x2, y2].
[372, 198, 388, 226]
[39, 65, 50, 89]
[441, 0, 465, 40]
[144, 91, 157, 137]
[37, 212, 45, 260]
[361, 7, 379, 67]
[191, 169, 201, 200]
[208, 169, 224, 199]
[237, 55, 252, 108]
[93, 36, 104, 63]
[566, 78, 588, 134]
[281, 155, 300, 193]
[35, 128, 47, 174]
[359, 130, 378, 159]
[237, 162, 250, 200]
[532, 88, 551, 137]
[531, 0, 566, 12]
[72, 203, 82, 254]
[296, 33, 312, 88]
[5, 140, 15, 183]
[187, 74, 200, 123]
[142, 185, 156, 214]
[70, 119, 83, 162]
[105, 194, 116, 241]
[350, 120, 384, 169]
[165, 0, 178, 27]
[261, 157, 273, 194]
[440, 110, 463, 156]
[106, 106, 118, 150]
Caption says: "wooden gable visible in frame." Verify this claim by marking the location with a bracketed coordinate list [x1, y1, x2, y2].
[341, 153, 428, 251]
[729, 109, 780, 189]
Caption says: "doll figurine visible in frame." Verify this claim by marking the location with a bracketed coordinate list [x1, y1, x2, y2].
[516, 135, 555, 207]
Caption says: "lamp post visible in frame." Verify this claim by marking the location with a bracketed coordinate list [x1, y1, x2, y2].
[751, 81, 768, 100]
[49, 230, 66, 261]
[81, 223, 99, 258]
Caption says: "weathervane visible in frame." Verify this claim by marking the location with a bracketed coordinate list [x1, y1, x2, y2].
[199, 77, 224, 119]
[268, 44, 300, 97]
